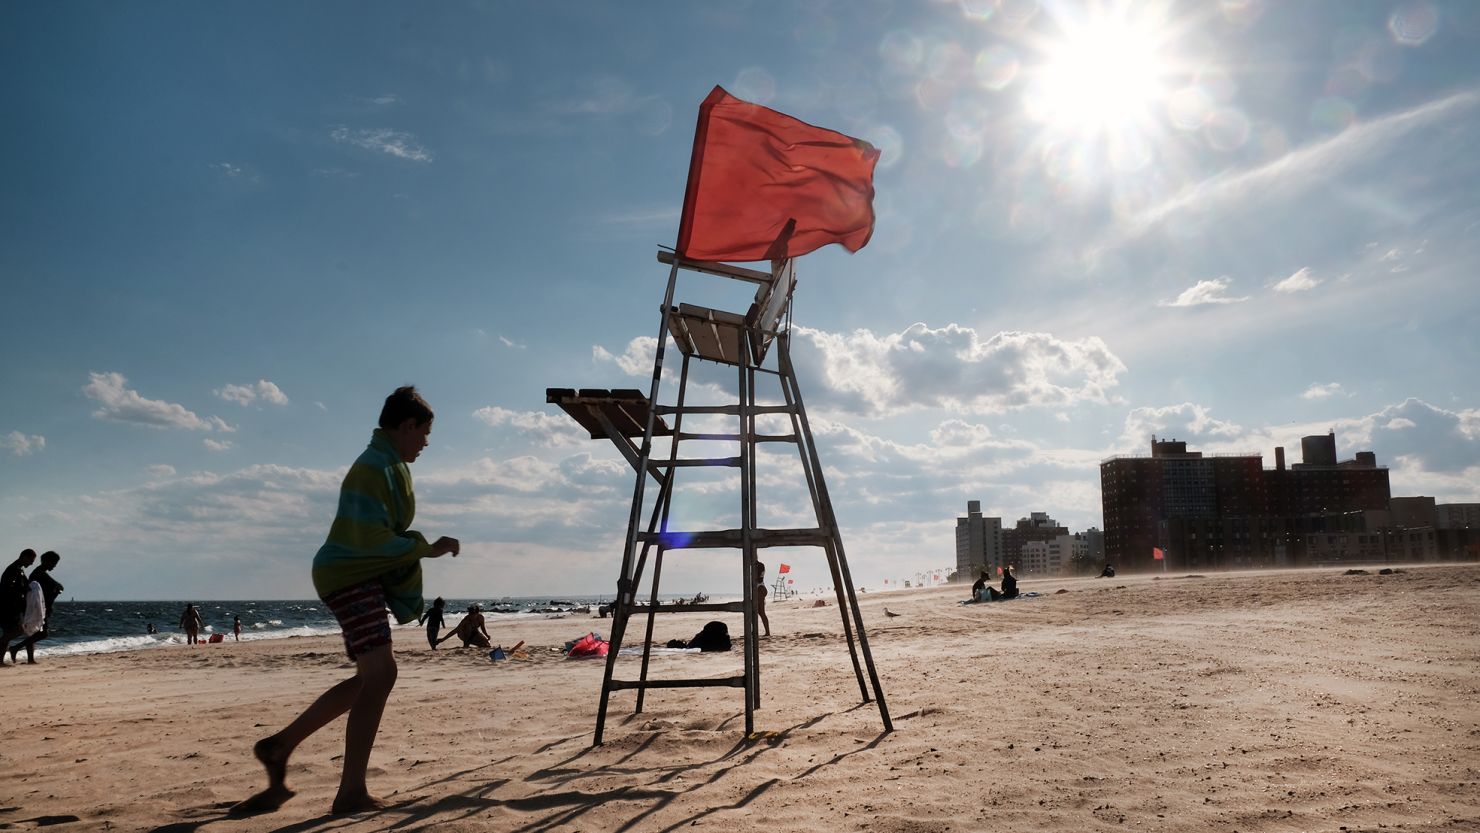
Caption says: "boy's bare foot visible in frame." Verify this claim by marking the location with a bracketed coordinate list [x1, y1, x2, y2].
[330, 792, 387, 815]
[229, 785, 295, 815]
[253, 736, 290, 790]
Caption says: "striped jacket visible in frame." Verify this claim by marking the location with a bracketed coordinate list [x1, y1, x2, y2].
[312, 429, 431, 624]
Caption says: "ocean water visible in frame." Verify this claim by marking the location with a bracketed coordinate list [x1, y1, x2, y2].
[12, 596, 683, 659]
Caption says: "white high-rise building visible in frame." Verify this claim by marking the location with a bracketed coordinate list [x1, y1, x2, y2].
[955, 500, 1003, 579]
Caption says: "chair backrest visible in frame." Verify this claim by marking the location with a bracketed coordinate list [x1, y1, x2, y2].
[747, 257, 794, 364]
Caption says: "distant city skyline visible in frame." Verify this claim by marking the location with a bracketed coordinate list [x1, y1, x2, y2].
[3, 2, 1479, 599]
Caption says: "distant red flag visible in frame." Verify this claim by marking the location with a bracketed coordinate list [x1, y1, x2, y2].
[778, 563, 791, 574]
[676, 86, 880, 262]
[1153, 547, 1165, 561]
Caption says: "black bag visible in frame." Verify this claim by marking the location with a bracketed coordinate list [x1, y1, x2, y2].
[686, 620, 732, 652]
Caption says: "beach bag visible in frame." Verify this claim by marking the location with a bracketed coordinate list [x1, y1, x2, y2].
[21, 581, 44, 636]
[687, 620, 731, 652]
[566, 632, 609, 659]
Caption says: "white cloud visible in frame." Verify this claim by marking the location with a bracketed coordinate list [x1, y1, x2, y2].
[1301, 382, 1345, 400]
[216, 379, 290, 407]
[791, 324, 1126, 417]
[472, 406, 581, 447]
[1118, 403, 1244, 450]
[330, 127, 434, 162]
[498, 335, 526, 350]
[145, 464, 176, 478]
[1385, 417, 1417, 430]
[593, 336, 659, 377]
[1158, 277, 1249, 307]
[1, 431, 45, 456]
[1272, 267, 1321, 293]
[203, 439, 234, 452]
[84, 372, 233, 431]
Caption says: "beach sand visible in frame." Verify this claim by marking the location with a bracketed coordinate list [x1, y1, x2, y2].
[2, 564, 1477, 832]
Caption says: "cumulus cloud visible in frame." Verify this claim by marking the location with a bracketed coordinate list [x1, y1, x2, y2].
[1119, 403, 1243, 450]
[84, 372, 233, 432]
[215, 379, 289, 407]
[330, 127, 434, 162]
[1301, 382, 1346, 400]
[1158, 278, 1249, 307]
[1385, 417, 1417, 430]
[1272, 267, 1321, 293]
[593, 336, 659, 377]
[473, 406, 581, 446]
[203, 439, 234, 452]
[791, 324, 1126, 417]
[1, 431, 45, 456]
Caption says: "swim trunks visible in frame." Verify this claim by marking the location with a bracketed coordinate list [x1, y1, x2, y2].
[322, 579, 392, 660]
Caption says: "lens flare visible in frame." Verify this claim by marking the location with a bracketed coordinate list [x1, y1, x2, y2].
[1389, 2, 1439, 46]
[974, 45, 1020, 91]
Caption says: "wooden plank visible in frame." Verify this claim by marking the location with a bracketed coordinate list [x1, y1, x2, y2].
[656, 250, 772, 285]
[609, 676, 747, 691]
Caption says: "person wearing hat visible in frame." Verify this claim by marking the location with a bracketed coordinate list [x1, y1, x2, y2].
[437, 603, 491, 648]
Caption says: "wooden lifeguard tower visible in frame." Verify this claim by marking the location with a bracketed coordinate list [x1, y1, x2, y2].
[547, 246, 891, 744]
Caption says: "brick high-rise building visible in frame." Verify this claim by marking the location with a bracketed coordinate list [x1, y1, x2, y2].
[1099, 432, 1390, 571]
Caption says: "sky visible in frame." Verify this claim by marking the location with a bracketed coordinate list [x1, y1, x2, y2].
[3, 0, 1479, 600]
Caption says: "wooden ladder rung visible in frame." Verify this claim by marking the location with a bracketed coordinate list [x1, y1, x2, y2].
[637, 527, 831, 549]
[627, 602, 744, 614]
[608, 675, 747, 691]
[654, 404, 795, 416]
[675, 432, 796, 443]
[650, 457, 741, 468]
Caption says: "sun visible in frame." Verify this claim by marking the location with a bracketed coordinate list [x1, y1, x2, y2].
[1025, 7, 1174, 137]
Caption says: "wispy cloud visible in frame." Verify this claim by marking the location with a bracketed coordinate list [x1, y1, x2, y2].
[1302, 382, 1345, 400]
[330, 127, 434, 162]
[498, 335, 527, 350]
[203, 438, 234, 452]
[83, 372, 233, 432]
[1, 431, 45, 456]
[1158, 277, 1249, 307]
[215, 379, 289, 407]
[472, 406, 580, 447]
[1108, 88, 1480, 247]
[1271, 267, 1321, 293]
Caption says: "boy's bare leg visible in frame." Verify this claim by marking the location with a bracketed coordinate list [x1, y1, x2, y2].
[331, 644, 398, 814]
[231, 672, 366, 814]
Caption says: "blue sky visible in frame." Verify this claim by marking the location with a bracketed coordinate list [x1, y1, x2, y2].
[3, 0, 1479, 600]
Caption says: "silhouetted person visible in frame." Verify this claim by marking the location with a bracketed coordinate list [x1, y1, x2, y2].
[987, 566, 1019, 601]
[1099, 563, 1115, 578]
[11, 551, 62, 664]
[0, 549, 37, 666]
[970, 570, 989, 602]
[437, 604, 490, 648]
[180, 603, 205, 644]
[419, 597, 446, 649]
[233, 615, 243, 642]
[755, 561, 771, 637]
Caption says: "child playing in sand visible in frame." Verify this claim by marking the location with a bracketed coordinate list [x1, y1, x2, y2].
[234, 386, 460, 816]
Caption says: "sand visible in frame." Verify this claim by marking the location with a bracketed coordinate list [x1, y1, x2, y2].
[2, 564, 1477, 832]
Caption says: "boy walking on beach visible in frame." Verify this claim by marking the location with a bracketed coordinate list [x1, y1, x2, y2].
[235, 386, 460, 816]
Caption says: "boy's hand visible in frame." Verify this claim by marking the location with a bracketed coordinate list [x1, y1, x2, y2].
[430, 537, 461, 557]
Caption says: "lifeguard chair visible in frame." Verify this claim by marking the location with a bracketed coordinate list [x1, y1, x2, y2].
[547, 85, 890, 744]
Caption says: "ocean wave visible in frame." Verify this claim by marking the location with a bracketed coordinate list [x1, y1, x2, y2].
[35, 625, 344, 657]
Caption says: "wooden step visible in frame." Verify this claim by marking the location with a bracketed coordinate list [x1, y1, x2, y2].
[625, 602, 745, 615]
[637, 527, 831, 549]
[608, 675, 747, 691]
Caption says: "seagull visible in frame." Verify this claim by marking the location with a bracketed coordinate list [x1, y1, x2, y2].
[884, 607, 900, 618]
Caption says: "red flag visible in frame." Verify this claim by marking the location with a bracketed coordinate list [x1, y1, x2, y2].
[676, 86, 880, 262]
[1152, 547, 1165, 561]
[778, 563, 791, 574]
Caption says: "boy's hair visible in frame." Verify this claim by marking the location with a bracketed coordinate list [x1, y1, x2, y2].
[379, 386, 435, 429]
[40, 551, 60, 566]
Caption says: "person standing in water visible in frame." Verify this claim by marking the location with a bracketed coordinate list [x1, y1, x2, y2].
[234, 386, 460, 817]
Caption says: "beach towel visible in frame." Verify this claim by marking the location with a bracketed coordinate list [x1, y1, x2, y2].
[958, 591, 1043, 606]
[21, 580, 44, 636]
[311, 429, 432, 624]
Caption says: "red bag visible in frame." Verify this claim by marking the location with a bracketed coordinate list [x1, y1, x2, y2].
[566, 633, 609, 659]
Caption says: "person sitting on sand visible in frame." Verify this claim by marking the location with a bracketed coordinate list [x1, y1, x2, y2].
[970, 570, 989, 602]
[986, 565, 1019, 601]
[1099, 563, 1116, 578]
[180, 603, 204, 645]
[234, 386, 461, 817]
[419, 596, 446, 649]
[437, 604, 491, 648]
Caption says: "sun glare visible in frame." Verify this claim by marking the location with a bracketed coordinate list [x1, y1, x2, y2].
[1026, 11, 1171, 136]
